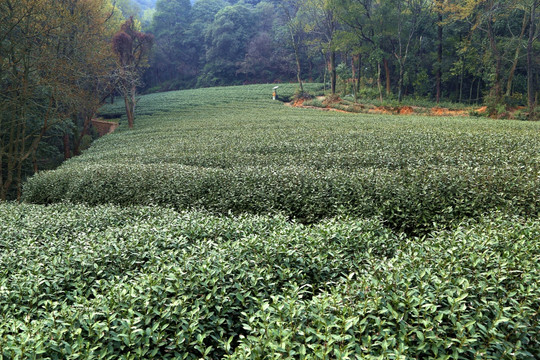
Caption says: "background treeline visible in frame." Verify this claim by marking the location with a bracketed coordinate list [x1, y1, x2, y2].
[143, 0, 539, 111]
[0, 0, 147, 200]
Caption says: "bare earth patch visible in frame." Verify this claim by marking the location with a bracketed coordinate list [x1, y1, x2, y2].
[286, 97, 487, 117]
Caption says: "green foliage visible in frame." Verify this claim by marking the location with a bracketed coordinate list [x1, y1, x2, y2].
[198, 3, 255, 87]
[230, 216, 540, 359]
[303, 98, 325, 107]
[149, 0, 193, 86]
[23, 85, 540, 235]
[0, 203, 538, 358]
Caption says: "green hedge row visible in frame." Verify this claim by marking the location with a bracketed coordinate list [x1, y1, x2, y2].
[23, 162, 539, 234]
[1, 203, 538, 358]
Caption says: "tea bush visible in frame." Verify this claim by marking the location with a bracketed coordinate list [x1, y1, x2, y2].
[0, 203, 538, 358]
[231, 217, 540, 359]
[23, 85, 540, 234]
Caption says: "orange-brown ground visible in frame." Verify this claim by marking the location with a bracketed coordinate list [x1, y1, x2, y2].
[287, 97, 484, 117]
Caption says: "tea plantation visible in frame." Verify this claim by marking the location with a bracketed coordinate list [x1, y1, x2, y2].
[23, 84, 540, 234]
[1, 204, 539, 358]
[2, 84, 540, 358]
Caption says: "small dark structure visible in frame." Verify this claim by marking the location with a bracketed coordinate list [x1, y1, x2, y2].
[91, 118, 119, 137]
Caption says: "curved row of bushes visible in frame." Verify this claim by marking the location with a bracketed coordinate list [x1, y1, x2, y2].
[23, 161, 539, 234]
[0, 203, 538, 358]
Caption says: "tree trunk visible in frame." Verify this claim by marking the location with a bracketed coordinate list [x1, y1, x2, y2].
[352, 55, 358, 101]
[356, 55, 362, 101]
[16, 156, 23, 201]
[32, 150, 38, 174]
[357, 55, 362, 93]
[330, 50, 336, 95]
[384, 58, 391, 96]
[125, 95, 134, 129]
[74, 115, 92, 156]
[487, 4, 502, 103]
[506, 11, 529, 97]
[527, 1, 537, 115]
[398, 62, 404, 102]
[64, 133, 71, 160]
[295, 47, 304, 94]
[459, 60, 464, 103]
[377, 62, 383, 102]
[476, 77, 481, 104]
[436, 12, 442, 103]
[131, 84, 137, 113]
[469, 78, 475, 104]
[321, 51, 327, 92]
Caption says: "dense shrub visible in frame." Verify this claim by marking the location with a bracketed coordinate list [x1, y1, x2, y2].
[23, 85, 540, 234]
[232, 216, 540, 359]
[0, 203, 538, 358]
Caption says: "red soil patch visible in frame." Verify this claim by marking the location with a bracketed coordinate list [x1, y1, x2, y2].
[431, 107, 446, 115]
[369, 106, 394, 115]
[292, 98, 305, 107]
[399, 106, 414, 115]
[476, 106, 488, 114]
[285, 98, 500, 118]
[430, 107, 469, 116]
[368, 106, 413, 115]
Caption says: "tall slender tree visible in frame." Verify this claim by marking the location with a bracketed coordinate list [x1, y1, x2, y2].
[302, 0, 339, 94]
[526, 0, 539, 115]
[280, 0, 307, 94]
[113, 17, 153, 128]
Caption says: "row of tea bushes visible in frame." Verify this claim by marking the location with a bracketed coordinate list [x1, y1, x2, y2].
[1, 203, 538, 358]
[23, 161, 539, 234]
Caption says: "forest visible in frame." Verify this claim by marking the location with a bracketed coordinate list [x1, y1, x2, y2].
[142, 0, 539, 108]
[0, 0, 539, 200]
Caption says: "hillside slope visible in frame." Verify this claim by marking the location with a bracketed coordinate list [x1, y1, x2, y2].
[23, 84, 540, 234]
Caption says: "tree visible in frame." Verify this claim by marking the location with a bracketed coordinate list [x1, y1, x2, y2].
[387, 0, 432, 102]
[237, 2, 295, 83]
[444, 0, 512, 105]
[187, 0, 228, 87]
[279, 0, 308, 94]
[505, 5, 529, 97]
[526, 0, 539, 115]
[435, 0, 444, 103]
[114, 0, 142, 18]
[301, 0, 340, 94]
[148, 0, 192, 88]
[113, 17, 153, 128]
[199, 3, 254, 86]
[0, 0, 121, 200]
[331, 0, 380, 99]
[58, 0, 124, 157]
